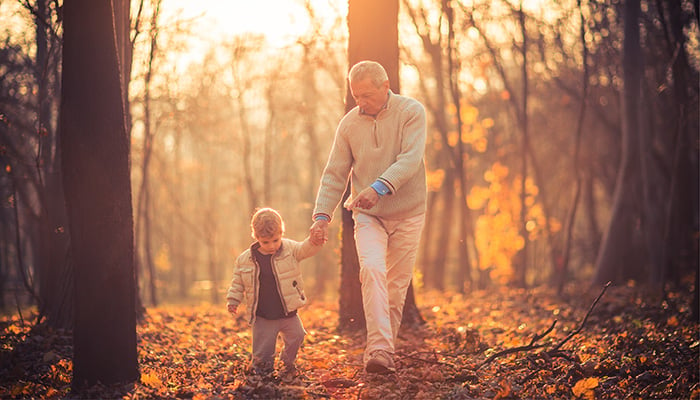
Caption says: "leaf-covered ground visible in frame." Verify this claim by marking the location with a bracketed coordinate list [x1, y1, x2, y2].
[1, 280, 698, 399]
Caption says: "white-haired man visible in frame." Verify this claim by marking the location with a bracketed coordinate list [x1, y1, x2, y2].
[310, 60, 427, 374]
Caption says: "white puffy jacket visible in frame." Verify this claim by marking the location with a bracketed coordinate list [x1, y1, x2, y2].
[226, 238, 320, 324]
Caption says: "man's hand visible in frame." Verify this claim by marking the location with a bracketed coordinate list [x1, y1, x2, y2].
[227, 304, 237, 315]
[310, 219, 329, 245]
[345, 186, 380, 210]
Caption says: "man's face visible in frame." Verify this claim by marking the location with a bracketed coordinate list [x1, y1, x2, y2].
[350, 77, 389, 116]
[255, 232, 282, 255]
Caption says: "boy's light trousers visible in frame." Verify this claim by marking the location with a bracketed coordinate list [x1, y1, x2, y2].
[352, 212, 425, 362]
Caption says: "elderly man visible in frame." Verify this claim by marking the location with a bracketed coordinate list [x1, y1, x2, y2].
[310, 60, 427, 374]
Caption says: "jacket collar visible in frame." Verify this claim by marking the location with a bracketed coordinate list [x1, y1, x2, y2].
[250, 240, 287, 258]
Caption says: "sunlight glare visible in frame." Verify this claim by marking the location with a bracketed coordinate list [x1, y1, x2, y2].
[164, 0, 341, 48]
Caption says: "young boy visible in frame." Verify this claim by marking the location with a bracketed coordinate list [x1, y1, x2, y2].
[226, 207, 322, 379]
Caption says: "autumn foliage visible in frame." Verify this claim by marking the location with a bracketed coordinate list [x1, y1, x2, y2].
[1, 281, 698, 399]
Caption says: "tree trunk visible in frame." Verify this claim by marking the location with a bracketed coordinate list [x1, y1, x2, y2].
[662, 0, 699, 291]
[61, 0, 139, 388]
[341, 0, 423, 331]
[402, 0, 452, 291]
[593, 0, 644, 286]
[514, 2, 530, 288]
[443, 0, 473, 293]
[556, 0, 589, 294]
[419, 189, 437, 287]
[299, 44, 328, 296]
[134, 1, 161, 306]
[33, 0, 72, 329]
[433, 170, 454, 290]
[338, 186, 365, 332]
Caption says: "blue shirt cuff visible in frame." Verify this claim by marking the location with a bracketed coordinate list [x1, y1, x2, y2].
[314, 214, 330, 221]
[371, 180, 390, 196]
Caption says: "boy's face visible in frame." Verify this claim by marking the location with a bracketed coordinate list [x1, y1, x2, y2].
[256, 232, 282, 255]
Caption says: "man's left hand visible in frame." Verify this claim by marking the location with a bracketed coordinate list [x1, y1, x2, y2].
[346, 187, 380, 210]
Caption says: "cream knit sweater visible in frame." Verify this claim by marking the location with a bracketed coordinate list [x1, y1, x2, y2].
[313, 91, 427, 221]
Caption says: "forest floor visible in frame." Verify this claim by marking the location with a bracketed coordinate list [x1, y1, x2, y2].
[0, 278, 698, 399]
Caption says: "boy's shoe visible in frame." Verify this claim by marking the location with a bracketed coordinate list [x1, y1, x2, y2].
[279, 364, 298, 383]
[365, 350, 396, 374]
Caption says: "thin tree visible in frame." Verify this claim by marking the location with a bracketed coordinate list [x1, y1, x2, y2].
[134, 0, 163, 306]
[17, 0, 73, 329]
[402, 0, 452, 291]
[443, 0, 474, 292]
[60, 0, 139, 388]
[555, 0, 590, 294]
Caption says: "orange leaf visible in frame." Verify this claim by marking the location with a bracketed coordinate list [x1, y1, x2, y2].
[572, 377, 598, 399]
[141, 371, 163, 389]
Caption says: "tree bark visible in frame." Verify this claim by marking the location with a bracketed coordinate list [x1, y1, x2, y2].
[515, 2, 530, 288]
[443, 0, 473, 293]
[341, 0, 423, 331]
[593, 0, 644, 286]
[61, 0, 139, 388]
[556, 0, 589, 294]
[32, 0, 72, 329]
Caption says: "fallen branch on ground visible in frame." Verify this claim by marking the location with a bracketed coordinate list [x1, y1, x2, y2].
[476, 281, 611, 370]
[477, 320, 557, 369]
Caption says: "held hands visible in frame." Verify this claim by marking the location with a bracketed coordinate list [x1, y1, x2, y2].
[345, 186, 380, 210]
[310, 185, 380, 246]
[310, 219, 329, 246]
[227, 304, 237, 315]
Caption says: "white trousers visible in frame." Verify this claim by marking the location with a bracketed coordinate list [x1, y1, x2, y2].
[352, 212, 425, 362]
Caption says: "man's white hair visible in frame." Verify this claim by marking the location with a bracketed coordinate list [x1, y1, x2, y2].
[349, 60, 389, 87]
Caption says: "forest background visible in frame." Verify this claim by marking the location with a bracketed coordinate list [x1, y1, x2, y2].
[0, 0, 698, 355]
[0, 0, 698, 397]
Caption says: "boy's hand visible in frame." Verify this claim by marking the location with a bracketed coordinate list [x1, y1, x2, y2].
[310, 230, 325, 246]
[227, 304, 237, 315]
[310, 220, 328, 245]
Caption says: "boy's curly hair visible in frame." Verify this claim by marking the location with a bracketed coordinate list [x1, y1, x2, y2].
[251, 207, 285, 239]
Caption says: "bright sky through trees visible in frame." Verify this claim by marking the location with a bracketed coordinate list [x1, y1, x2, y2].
[164, 0, 344, 47]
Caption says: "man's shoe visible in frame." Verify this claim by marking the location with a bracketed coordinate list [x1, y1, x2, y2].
[365, 350, 396, 374]
[246, 360, 274, 376]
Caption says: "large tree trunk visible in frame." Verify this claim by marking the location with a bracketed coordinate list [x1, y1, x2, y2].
[338, 186, 365, 332]
[61, 0, 139, 388]
[662, 0, 699, 298]
[340, 0, 423, 331]
[593, 0, 644, 286]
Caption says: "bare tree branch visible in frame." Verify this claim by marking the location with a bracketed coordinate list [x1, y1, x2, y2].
[477, 281, 611, 369]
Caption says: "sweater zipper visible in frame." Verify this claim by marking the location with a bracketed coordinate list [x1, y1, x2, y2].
[251, 256, 260, 324]
[372, 119, 378, 148]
